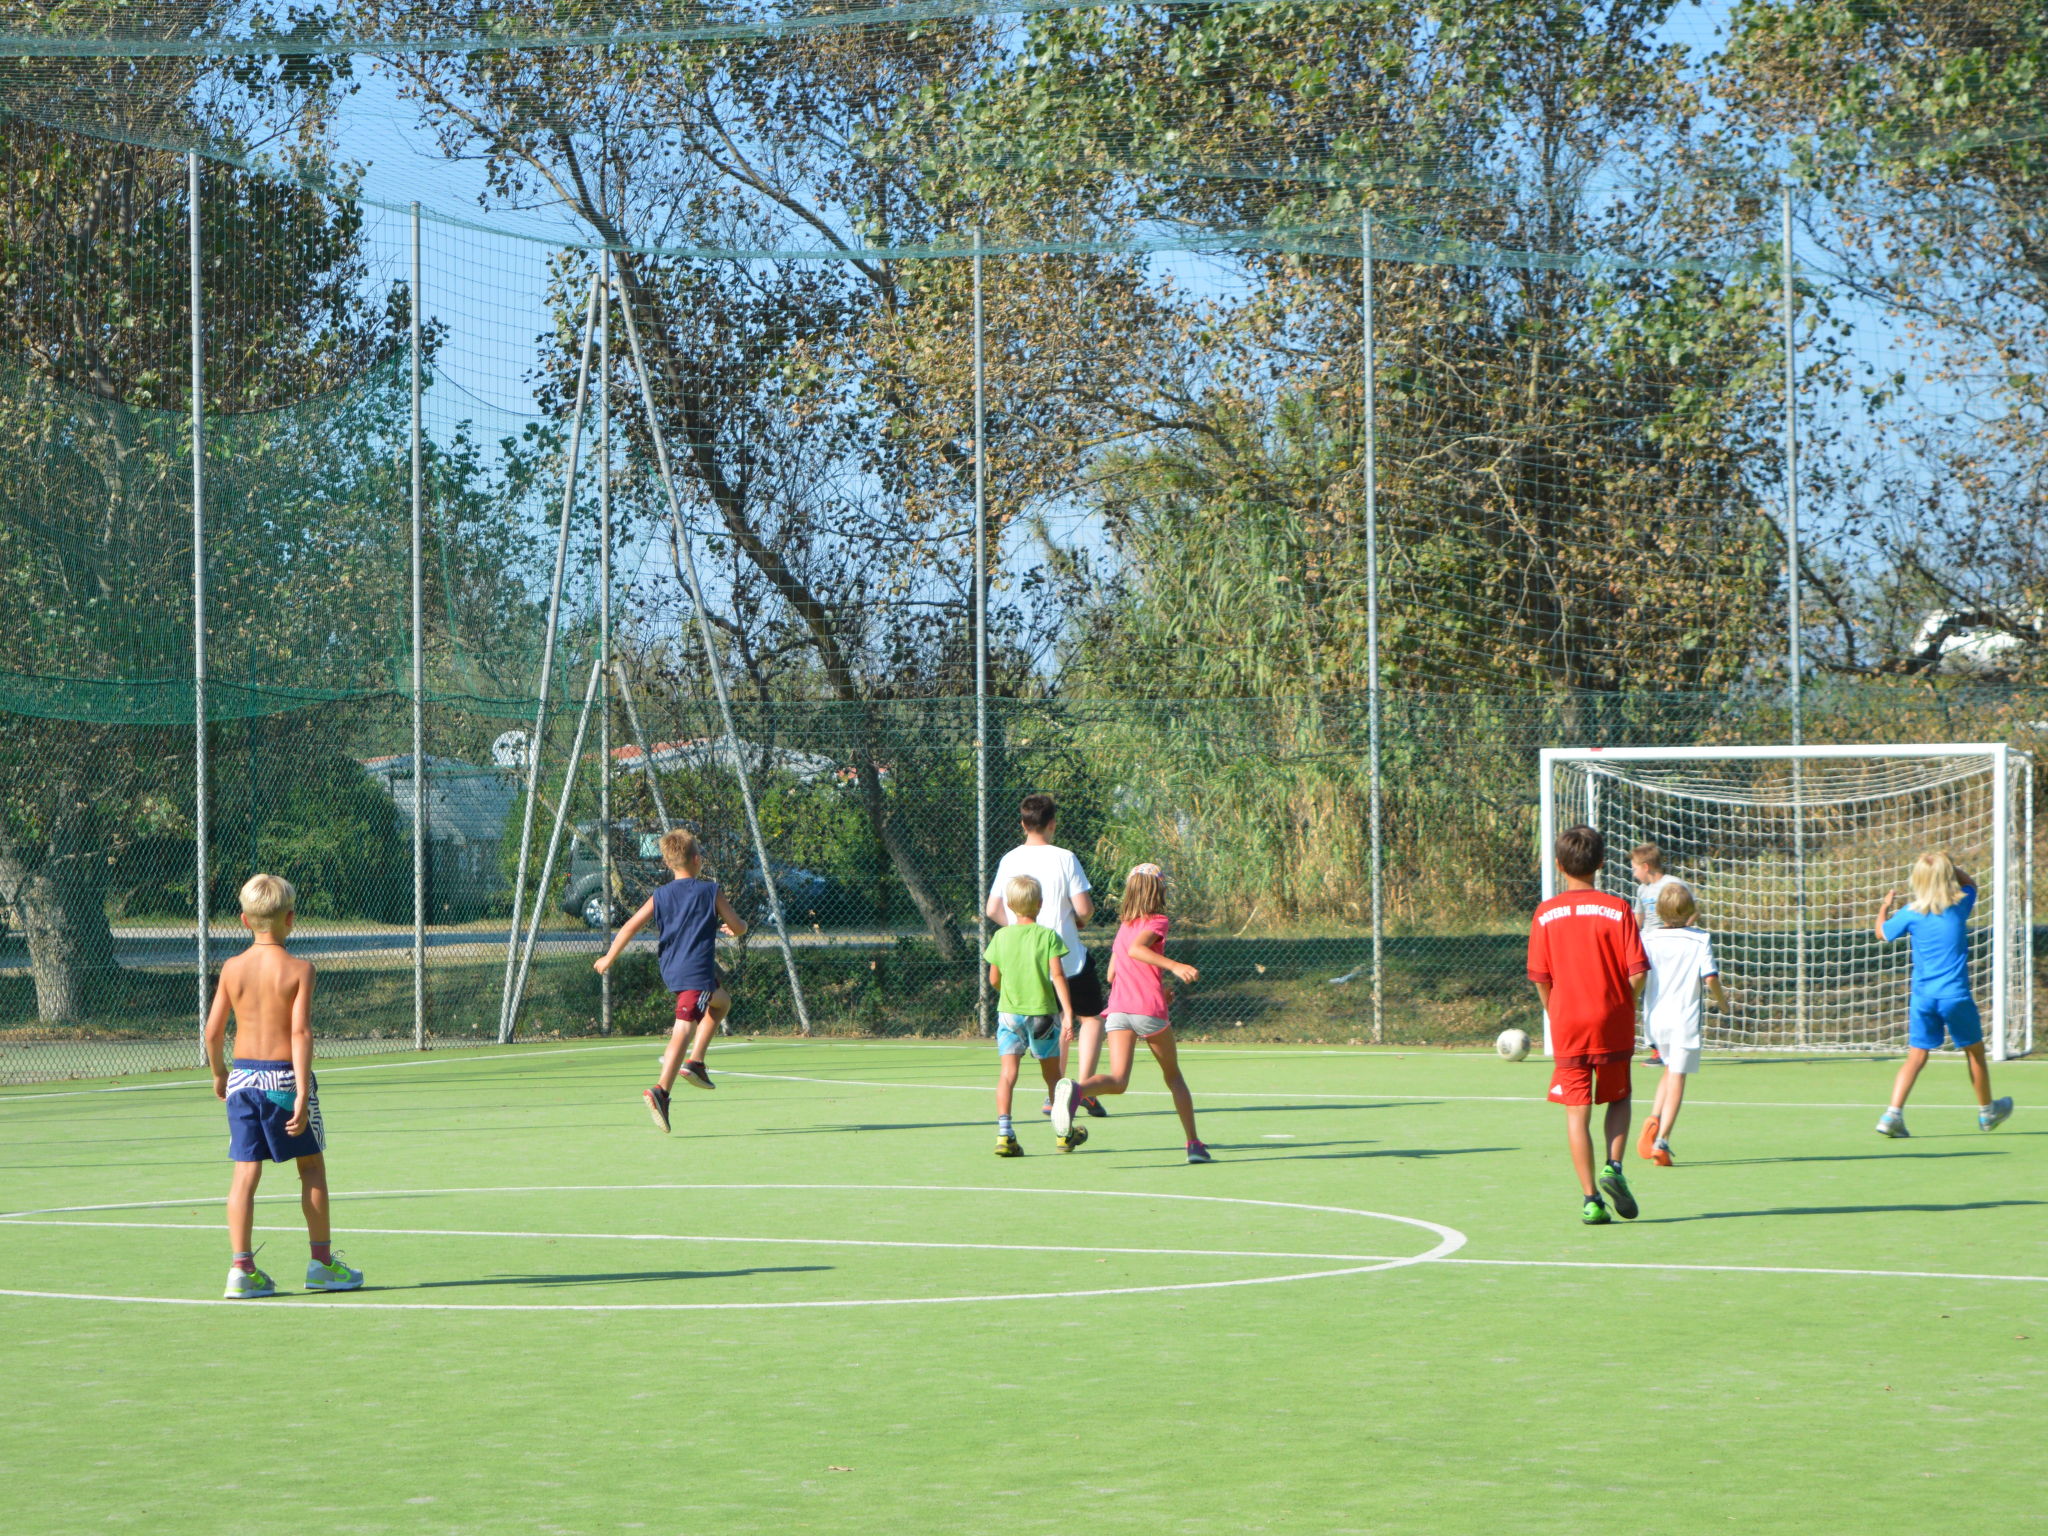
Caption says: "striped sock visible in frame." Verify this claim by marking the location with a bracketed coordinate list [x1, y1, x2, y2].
[997, 1115, 1013, 1137]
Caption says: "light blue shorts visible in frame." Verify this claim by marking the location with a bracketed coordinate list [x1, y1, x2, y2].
[997, 1012, 1061, 1061]
[1909, 995, 1982, 1051]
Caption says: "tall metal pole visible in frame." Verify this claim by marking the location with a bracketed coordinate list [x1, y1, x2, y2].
[498, 274, 602, 1043]
[1362, 211, 1385, 1046]
[613, 272, 813, 1036]
[598, 254, 614, 1036]
[507, 654, 606, 1033]
[189, 152, 210, 1040]
[410, 202, 427, 1051]
[1784, 187, 1808, 1045]
[973, 230, 991, 1038]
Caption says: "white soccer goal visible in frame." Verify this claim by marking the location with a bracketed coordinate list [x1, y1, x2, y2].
[1538, 745, 2034, 1060]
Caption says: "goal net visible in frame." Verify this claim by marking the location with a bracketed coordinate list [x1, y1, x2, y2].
[1538, 745, 2034, 1059]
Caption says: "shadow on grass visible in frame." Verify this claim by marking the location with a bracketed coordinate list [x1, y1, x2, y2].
[405, 1264, 833, 1291]
[1685, 1150, 2006, 1167]
[1224, 1143, 1515, 1163]
[1646, 1199, 2043, 1224]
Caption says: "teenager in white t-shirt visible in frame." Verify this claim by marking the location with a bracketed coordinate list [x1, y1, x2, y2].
[1637, 881, 1726, 1167]
[1630, 843, 1680, 1064]
[985, 794, 1108, 1107]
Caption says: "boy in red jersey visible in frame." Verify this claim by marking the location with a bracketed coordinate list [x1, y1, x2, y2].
[1529, 824, 1650, 1225]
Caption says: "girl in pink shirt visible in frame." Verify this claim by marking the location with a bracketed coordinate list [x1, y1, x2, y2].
[1050, 864, 1210, 1163]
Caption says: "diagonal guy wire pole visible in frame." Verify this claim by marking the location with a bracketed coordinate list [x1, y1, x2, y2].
[499, 272, 602, 1043]
[612, 267, 813, 1036]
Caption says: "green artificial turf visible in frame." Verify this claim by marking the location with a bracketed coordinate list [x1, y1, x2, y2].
[1, 1041, 2042, 1535]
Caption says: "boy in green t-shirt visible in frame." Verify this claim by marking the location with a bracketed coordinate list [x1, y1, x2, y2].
[984, 874, 1080, 1155]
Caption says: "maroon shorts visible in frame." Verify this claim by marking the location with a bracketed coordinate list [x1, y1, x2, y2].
[674, 989, 711, 1024]
[1548, 1051, 1632, 1106]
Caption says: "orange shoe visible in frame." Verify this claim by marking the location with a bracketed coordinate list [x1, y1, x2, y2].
[1636, 1114, 1660, 1160]
[1650, 1141, 1673, 1167]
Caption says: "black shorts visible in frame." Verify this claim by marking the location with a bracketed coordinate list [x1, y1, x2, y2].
[1066, 949, 1106, 1018]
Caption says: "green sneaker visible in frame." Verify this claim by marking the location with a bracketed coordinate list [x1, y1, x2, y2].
[305, 1253, 364, 1292]
[1581, 1196, 1611, 1226]
[1598, 1163, 1638, 1220]
[223, 1265, 277, 1300]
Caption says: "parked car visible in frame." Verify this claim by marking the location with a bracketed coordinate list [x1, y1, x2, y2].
[558, 822, 830, 930]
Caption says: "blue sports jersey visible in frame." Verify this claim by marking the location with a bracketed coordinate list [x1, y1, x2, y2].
[1882, 885, 1977, 1002]
[654, 875, 721, 993]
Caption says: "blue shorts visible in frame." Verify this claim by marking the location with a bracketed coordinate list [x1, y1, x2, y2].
[225, 1059, 326, 1163]
[997, 1013, 1061, 1061]
[1909, 996, 1982, 1052]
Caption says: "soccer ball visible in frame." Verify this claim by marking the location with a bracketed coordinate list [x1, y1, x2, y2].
[1496, 1028, 1531, 1062]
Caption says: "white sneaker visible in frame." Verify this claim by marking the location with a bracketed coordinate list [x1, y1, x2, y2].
[1049, 1078, 1079, 1138]
[1980, 1097, 2014, 1131]
[223, 1265, 277, 1300]
[305, 1253, 364, 1292]
[1875, 1108, 1909, 1139]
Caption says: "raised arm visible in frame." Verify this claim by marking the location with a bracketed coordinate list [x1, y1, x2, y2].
[1875, 887, 1900, 943]
[715, 889, 749, 940]
[594, 897, 657, 974]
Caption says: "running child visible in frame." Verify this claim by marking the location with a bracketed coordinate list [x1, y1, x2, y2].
[1528, 825, 1650, 1225]
[1636, 882, 1726, 1167]
[1051, 863, 1211, 1164]
[595, 828, 749, 1132]
[1631, 843, 1678, 1064]
[202, 873, 363, 1299]
[984, 874, 1079, 1154]
[986, 793, 1108, 1118]
[1873, 851, 2014, 1138]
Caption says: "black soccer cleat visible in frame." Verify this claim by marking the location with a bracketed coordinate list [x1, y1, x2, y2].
[643, 1085, 672, 1133]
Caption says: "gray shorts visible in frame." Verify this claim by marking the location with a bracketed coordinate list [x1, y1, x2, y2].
[1104, 1011, 1170, 1038]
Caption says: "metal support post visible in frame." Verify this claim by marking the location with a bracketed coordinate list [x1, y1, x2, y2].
[507, 655, 605, 1033]
[1362, 212, 1385, 1046]
[1992, 745, 2011, 1062]
[598, 254, 614, 1036]
[973, 230, 991, 1038]
[410, 202, 428, 1051]
[499, 274, 602, 1043]
[613, 272, 813, 1036]
[189, 152, 210, 1041]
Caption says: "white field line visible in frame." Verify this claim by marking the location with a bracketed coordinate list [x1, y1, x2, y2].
[714, 1069, 2005, 1114]
[0, 1216, 1389, 1265]
[1435, 1257, 2048, 1284]
[0, 1041, 731, 1104]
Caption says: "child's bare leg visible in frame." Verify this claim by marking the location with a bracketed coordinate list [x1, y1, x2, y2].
[1144, 1030, 1199, 1142]
[1564, 1105, 1598, 1196]
[1037, 1055, 1062, 1098]
[227, 1160, 263, 1255]
[688, 988, 731, 1060]
[1076, 1016, 1106, 1083]
[1076, 1031, 1137, 1100]
[1889, 1047, 1930, 1110]
[1658, 1072, 1687, 1138]
[995, 1053, 1021, 1117]
[656, 1018, 692, 1092]
[297, 1153, 331, 1245]
[1962, 1041, 1993, 1107]
[1603, 1098, 1631, 1165]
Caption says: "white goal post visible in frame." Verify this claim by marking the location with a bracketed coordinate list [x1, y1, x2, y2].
[1538, 744, 2034, 1061]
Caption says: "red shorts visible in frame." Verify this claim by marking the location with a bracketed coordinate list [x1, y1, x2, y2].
[674, 989, 710, 1024]
[1548, 1051, 1632, 1106]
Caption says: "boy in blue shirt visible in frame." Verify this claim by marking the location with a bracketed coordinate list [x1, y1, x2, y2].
[1874, 851, 2014, 1137]
[595, 828, 748, 1132]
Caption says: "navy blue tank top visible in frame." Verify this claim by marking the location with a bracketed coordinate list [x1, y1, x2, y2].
[653, 877, 721, 993]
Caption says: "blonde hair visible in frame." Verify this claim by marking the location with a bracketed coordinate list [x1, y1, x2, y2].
[1120, 863, 1166, 922]
[1655, 881, 1696, 927]
[1908, 851, 1965, 915]
[659, 828, 701, 871]
[1631, 842, 1664, 873]
[1004, 874, 1043, 919]
[239, 873, 296, 932]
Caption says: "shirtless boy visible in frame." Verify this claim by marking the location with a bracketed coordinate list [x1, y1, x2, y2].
[201, 873, 363, 1299]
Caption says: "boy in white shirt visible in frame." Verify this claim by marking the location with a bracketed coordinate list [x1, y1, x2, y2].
[1631, 843, 1680, 1063]
[1637, 881, 1726, 1166]
[985, 794, 1107, 1109]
